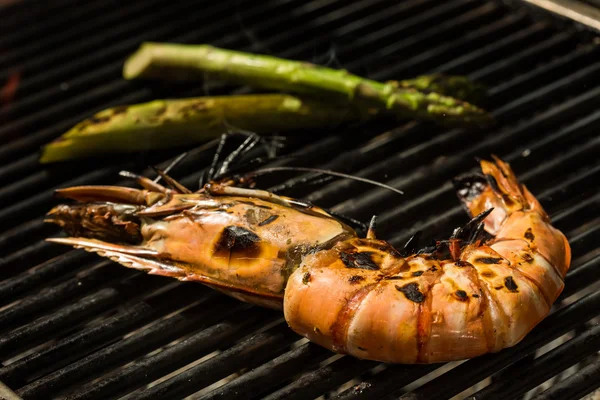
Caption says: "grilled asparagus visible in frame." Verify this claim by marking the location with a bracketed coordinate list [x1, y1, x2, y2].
[123, 43, 492, 127]
[39, 94, 365, 163]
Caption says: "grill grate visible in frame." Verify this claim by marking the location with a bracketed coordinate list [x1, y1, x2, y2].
[1, 0, 599, 399]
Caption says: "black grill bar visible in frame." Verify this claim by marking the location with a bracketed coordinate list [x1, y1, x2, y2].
[60, 309, 279, 400]
[1, 0, 599, 398]
[16, 298, 253, 400]
[0, 273, 170, 359]
[532, 358, 600, 400]
[467, 323, 600, 399]
[0, 282, 208, 386]
[130, 329, 323, 400]
[0, 260, 122, 331]
[0, 251, 92, 304]
[197, 342, 331, 400]
[0, 0, 89, 38]
[0, 241, 67, 278]
[262, 356, 380, 400]
[0, 0, 167, 69]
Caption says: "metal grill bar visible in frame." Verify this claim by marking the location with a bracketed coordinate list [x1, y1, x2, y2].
[61, 309, 278, 400]
[468, 323, 600, 398]
[197, 342, 331, 400]
[16, 298, 252, 399]
[0, 260, 122, 330]
[0, 273, 170, 359]
[0, 0, 167, 69]
[532, 358, 600, 400]
[0, 0, 76, 33]
[0, 282, 207, 385]
[261, 356, 379, 400]
[0, 251, 92, 304]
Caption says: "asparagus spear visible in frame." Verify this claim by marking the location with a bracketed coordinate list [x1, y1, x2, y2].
[123, 43, 493, 127]
[39, 94, 366, 163]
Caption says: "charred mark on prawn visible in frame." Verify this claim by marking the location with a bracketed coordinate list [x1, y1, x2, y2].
[522, 253, 534, 263]
[485, 174, 501, 194]
[455, 290, 468, 301]
[213, 226, 262, 259]
[398, 262, 411, 272]
[258, 215, 279, 226]
[302, 272, 311, 285]
[505, 276, 519, 292]
[481, 271, 495, 278]
[524, 228, 535, 241]
[340, 251, 379, 270]
[412, 271, 424, 277]
[349, 275, 365, 284]
[455, 260, 472, 267]
[395, 283, 425, 303]
[476, 257, 503, 264]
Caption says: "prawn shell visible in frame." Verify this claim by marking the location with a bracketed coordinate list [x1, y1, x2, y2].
[490, 239, 564, 306]
[284, 248, 380, 353]
[344, 257, 439, 364]
[463, 246, 550, 347]
[420, 261, 491, 363]
[140, 196, 354, 297]
[495, 211, 571, 277]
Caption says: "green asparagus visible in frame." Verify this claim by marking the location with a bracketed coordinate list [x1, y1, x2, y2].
[123, 43, 493, 127]
[39, 94, 366, 163]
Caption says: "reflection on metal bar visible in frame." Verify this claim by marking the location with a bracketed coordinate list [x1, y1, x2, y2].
[521, 0, 600, 31]
[0, 380, 23, 400]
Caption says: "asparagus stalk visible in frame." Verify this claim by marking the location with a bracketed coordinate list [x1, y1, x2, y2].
[39, 94, 366, 163]
[123, 43, 493, 127]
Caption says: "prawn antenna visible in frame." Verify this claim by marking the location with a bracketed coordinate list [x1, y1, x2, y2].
[367, 215, 378, 239]
[242, 167, 404, 196]
[151, 166, 192, 194]
[153, 151, 190, 183]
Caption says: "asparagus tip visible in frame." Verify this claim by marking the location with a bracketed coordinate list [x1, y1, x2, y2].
[123, 45, 154, 80]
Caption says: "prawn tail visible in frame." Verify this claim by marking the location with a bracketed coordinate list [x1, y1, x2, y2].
[452, 155, 547, 235]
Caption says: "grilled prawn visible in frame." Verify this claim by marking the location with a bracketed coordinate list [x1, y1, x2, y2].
[45, 157, 570, 363]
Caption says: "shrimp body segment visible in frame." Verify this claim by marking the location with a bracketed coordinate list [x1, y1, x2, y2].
[45, 158, 570, 364]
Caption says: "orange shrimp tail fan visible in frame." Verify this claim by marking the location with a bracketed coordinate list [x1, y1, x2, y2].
[453, 156, 548, 235]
